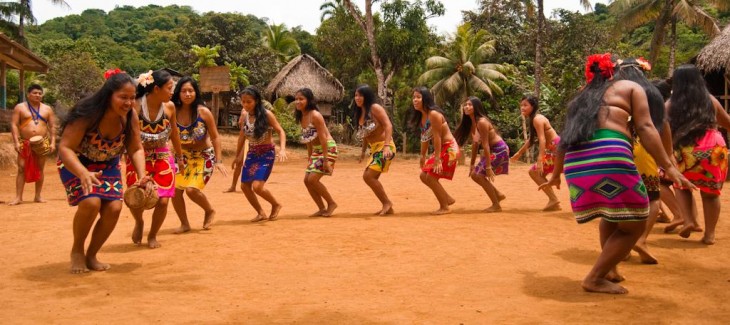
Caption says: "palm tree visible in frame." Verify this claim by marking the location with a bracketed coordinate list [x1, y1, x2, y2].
[0, 0, 69, 41]
[320, 0, 346, 21]
[263, 23, 301, 64]
[610, 0, 727, 75]
[226, 62, 250, 92]
[418, 23, 507, 106]
[190, 44, 220, 69]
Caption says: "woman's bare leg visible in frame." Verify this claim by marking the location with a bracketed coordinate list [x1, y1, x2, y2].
[70, 198, 102, 274]
[700, 192, 721, 245]
[420, 172, 452, 215]
[676, 189, 700, 238]
[147, 198, 169, 248]
[304, 173, 326, 216]
[306, 173, 337, 216]
[470, 173, 501, 212]
[583, 219, 645, 294]
[241, 181, 266, 221]
[363, 169, 393, 215]
[529, 169, 560, 211]
[171, 188, 190, 234]
[633, 200, 660, 264]
[86, 200, 122, 271]
[252, 180, 281, 220]
[185, 187, 215, 229]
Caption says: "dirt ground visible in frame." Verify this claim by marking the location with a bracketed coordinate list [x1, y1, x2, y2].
[1, 144, 729, 323]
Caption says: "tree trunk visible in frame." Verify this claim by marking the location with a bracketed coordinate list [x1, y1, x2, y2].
[534, 0, 544, 98]
[648, 0, 673, 66]
[668, 16, 677, 78]
[342, 0, 388, 102]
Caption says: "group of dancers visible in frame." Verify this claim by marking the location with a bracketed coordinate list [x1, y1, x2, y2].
[8, 54, 729, 295]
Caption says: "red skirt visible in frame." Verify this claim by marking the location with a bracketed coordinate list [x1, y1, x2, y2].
[422, 139, 460, 180]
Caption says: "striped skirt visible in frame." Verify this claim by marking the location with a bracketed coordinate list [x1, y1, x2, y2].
[564, 129, 649, 224]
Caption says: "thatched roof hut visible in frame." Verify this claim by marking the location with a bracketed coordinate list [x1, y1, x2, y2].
[696, 25, 730, 111]
[264, 54, 344, 117]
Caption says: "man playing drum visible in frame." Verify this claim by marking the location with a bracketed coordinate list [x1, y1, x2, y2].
[9, 84, 56, 205]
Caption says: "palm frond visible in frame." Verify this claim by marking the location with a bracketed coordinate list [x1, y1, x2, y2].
[674, 1, 721, 37]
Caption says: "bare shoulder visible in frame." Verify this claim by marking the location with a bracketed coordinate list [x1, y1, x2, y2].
[197, 105, 212, 117]
[12, 102, 25, 112]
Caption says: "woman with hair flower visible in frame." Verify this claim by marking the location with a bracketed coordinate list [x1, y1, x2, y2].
[58, 69, 152, 273]
[541, 53, 693, 294]
[126, 69, 184, 248]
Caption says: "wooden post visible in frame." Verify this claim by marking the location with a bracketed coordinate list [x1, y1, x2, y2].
[521, 114, 532, 163]
[18, 68, 25, 103]
[0, 61, 6, 109]
[212, 91, 220, 126]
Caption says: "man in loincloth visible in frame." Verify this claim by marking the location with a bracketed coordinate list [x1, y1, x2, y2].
[9, 84, 56, 205]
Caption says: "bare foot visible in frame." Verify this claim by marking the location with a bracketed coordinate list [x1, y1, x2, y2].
[678, 224, 697, 238]
[321, 202, 338, 217]
[309, 210, 326, 217]
[148, 237, 161, 249]
[8, 199, 22, 206]
[497, 193, 506, 202]
[582, 278, 628, 294]
[250, 214, 267, 222]
[86, 256, 111, 271]
[431, 208, 451, 215]
[701, 235, 716, 245]
[632, 243, 658, 264]
[203, 210, 216, 229]
[34, 197, 47, 203]
[269, 204, 282, 221]
[70, 252, 89, 274]
[377, 203, 394, 216]
[542, 200, 561, 211]
[132, 222, 143, 245]
[447, 197, 456, 206]
[173, 224, 191, 234]
[222, 188, 236, 193]
[664, 220, 683, 233]
[605, 268, 625, 283]
[484, 205, 502, 213]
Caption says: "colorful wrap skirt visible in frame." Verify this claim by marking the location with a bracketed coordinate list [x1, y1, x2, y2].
[367, 141, 396, 173]
[674, 129, 728, 195]
[564, 129, 649, 224]
[126, 146, 176, 198]
[422, 139, 460, 180]
[307, 139, 338, 175]
[474, 139, 510, 176]
[531, 136, 560, 175]
[633, 140, 660, 201]
[19, 139, 41, 183]
[241, 143, 276, 183]
[58, 154, 123, 206]
[175, 147, 215, 190]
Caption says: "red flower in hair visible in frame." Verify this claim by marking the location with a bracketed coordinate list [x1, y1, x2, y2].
[104, 68, 124, 80]
[585, 53, 615, 84]
[636, 57, 652, 71]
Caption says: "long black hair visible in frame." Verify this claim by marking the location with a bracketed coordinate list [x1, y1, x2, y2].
[560, 60, 614, 150]
[136, 69, 172, 99]
[294, 87, 319, 123]
[353, 84, 376, 124]
[239, 86, 270, 139]
[669, 64, 715, 149]
[408, 86, 445, 128]
[61, 72, 135, 138]
[171, 76, 203, 123]
[651, 79, 671, 101]
[521, 94, 539, 145]
[454, 96, 490, 146]
[614, 58, 665, 132]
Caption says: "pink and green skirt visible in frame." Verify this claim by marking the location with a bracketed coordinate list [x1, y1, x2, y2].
[564, 129, 649, 224]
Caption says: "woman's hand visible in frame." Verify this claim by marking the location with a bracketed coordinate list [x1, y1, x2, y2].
[278, 149, 288, 162]
[665, 166, 697, 190]
[80, 170, 103, 196]
[432, 158, 443, 174]
[486, 168, 496, 182]
[215, 162, 230, 177]
[538, 174, 561, 191]
[323, 161, 333, 174]
[383, 146, 393, 159]
[419, 156, 426, 168]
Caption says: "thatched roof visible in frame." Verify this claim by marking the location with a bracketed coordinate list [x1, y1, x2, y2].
[697, 25, 730, 73]
[264, 54, 344, 103]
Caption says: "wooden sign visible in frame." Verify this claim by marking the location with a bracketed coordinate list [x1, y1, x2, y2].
[199, 66, 230, 93]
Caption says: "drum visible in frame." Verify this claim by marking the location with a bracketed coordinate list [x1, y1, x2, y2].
[124, 183, 159, 210]
[29, 135, 51, 155]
